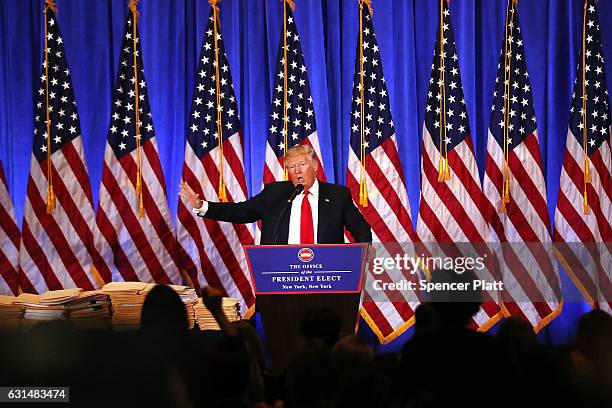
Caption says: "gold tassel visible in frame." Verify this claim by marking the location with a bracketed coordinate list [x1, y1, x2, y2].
[444, 158, 450, 181]
[437, 157, 444, 182]
[359, 180, 368, 207]
[504, 178, 510, 204]
[136, 172, 144, 217]
[584, 158, 591, 183]
[583, 189, 589, 215]
[46, 185, 55, 214]
[218, 178, 227, 203]
[139, 190, 145, 217]
[136, 171, 142, 195]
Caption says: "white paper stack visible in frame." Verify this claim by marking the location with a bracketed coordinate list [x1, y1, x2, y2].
[169, 285, 198, 329]
[194, 297, 241, 330]
[15, 292, 67, 331]
[63, 291, 112, 330]
[101, 282, 154, 330]
[0, 295, 24, 332]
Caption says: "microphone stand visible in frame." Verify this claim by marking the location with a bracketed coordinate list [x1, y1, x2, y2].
[271, 184, 304, 244]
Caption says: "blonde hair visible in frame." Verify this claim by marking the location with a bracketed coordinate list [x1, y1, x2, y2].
[286, 144, 317, 162]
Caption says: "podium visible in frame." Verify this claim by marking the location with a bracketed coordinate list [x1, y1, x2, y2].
[244, 244, 368, 372]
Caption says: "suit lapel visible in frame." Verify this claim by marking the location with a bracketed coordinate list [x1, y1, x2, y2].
[317, 182, 331, 243]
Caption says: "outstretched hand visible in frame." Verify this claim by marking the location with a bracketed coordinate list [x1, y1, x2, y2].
[179, 181, 202, 209]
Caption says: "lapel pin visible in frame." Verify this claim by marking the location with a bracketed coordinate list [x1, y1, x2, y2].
[325, 198, 330, 202]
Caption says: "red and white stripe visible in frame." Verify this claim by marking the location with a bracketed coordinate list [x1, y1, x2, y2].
[0, 162, 20, 295]
[177, 132, 256, 316]
[554, 130, 611, 313]
[347, 135, 420, 343]
[19, 138, 110, 294]
[95, 138, 182, 285]
[483, 130, 562, 330]
[417, 127, 503, 331]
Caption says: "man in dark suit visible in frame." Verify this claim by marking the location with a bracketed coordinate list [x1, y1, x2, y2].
[180, 144, 372, 244]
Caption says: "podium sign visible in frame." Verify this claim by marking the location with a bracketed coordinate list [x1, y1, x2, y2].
[244, 244, 368, 295]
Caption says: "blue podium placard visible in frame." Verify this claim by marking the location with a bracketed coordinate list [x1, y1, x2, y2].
[244, 244, 368, 295]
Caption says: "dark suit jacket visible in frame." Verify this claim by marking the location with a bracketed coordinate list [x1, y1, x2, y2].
[201, 181, 372, 244]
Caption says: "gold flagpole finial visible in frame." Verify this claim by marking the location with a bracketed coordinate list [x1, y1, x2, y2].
[128, 0, 140, 17]
[208, 0, 220, 13]
[359, 0, 373, 15]
[284, 0, 296, 11]
[45, 0, 58, 13]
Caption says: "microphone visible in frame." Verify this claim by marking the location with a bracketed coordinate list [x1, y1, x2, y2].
[272, 184, 305, 244]
[286, 184, 304, 203]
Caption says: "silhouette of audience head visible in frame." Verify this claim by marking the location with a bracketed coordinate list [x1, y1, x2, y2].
[140, 284, 188, 335]
[576, 309, 612, 375]
[300, 308, 342, 348]
[414, 302, 440, 334]
[426, 268, 482, 328]
[497, 316, 537, 349]
[332, 334, 373, 369]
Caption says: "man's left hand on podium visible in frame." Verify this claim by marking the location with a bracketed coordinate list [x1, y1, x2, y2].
[367, 244, 377, 262]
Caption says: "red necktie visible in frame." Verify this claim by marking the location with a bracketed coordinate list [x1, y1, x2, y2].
[300, 190, 314, 244]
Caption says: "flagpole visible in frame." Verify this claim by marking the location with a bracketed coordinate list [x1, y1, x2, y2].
[501, 0, 516, 212]
[128, 0, 145, 217]
[358, 0, 372, 207]
[282, 0, 295, 180]
[209, 0, 227, 202]
[581, 0, 591, 214]
[437, 0, 450, 182]
[43, 0, 58, 214]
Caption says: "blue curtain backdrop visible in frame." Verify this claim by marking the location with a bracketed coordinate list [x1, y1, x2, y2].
[1, 0, 611, 349]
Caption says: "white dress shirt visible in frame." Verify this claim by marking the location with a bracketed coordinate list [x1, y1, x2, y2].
[287, 179, 319, 244]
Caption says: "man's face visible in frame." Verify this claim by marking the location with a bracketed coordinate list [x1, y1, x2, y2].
[286, 153, 318, 190]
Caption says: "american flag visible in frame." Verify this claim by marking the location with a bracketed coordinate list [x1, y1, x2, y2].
[346, 5, 419, 343]
[482, 1, 562, 330]
[415, 1, 501, 330]
[553, 0, 611, 313]
[176, 9, 255, 316]
[0, 161, 20, 295]
[263, 3, 326, 184]
[18, 5, 110, 294]
[94, 8, 182, 284]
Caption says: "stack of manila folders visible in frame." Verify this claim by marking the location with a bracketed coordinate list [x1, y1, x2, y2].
[0, 289, 111, 331]
[0, 282, 241, 331]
